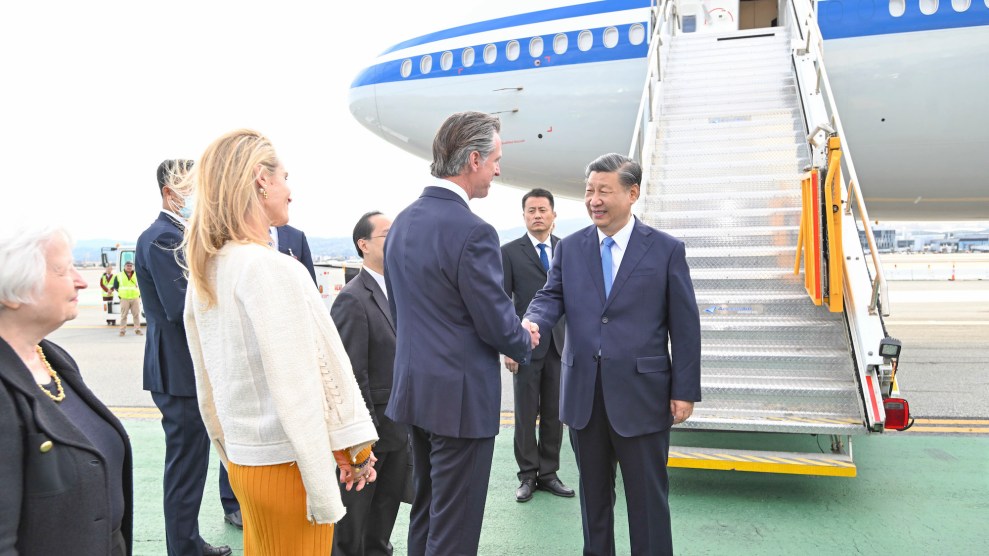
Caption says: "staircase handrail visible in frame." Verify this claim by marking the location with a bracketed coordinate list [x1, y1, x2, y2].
[628, 0, 675, 165]
[790, 0, 889, 316]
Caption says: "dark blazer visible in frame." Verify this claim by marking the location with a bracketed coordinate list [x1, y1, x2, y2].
[276, 224, 317, 285]
[525, 218, 702, 436]
[136, 212, 195, 397]
[0, 338, 133, 555]
[330, 269, 407, 453]
[384, 186, 532, 439]
[502, 233, 565, 360]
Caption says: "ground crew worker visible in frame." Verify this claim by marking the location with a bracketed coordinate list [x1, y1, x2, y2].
[100, 264, 116, 325]
[114, 260, 142, 335]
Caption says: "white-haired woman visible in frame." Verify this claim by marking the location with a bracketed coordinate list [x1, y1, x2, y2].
[182, 129, 378, 555]
[0, 225, 133, 555]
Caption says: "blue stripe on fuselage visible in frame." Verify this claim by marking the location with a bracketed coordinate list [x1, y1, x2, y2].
[351, 24, 649, 88]
[380, 0, 651, 55]
[818, 0, 989, 39]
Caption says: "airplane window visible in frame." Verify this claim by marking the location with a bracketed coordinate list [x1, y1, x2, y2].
[529, 37, 544, 58]
[484, 44, 497, 64]
[603, 27, 619, 48]
[629, 23, 646, 45]
[506, 40, 520, 61]
[919, 0, 938, 14]
[553, 33, 568, 54]
[578, 30, 593, 52]
[441, 51, 453, 71]
[463, 47, 475, 67]
[420, 55, 432, 74]
[401, 59, 412, 78]
[951, 0, 970, 10]
[888, 0, 905, 16]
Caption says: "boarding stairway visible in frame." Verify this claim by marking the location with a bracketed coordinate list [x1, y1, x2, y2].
[628, 1, 901, 476]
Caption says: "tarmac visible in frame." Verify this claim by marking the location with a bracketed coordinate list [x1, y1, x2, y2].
[47, 268, 989, 555]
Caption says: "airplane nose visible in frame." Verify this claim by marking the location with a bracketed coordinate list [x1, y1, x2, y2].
[349, 66, 380, 135]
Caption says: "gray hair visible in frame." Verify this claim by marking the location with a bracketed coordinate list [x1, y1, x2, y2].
[430, 111, 501, 178]
[585, 153, 641, 190]
[0, 224, 73, 308]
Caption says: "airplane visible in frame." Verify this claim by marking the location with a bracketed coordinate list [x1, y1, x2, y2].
[348, 0, 989, 220]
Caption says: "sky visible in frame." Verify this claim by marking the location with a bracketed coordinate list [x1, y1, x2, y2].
[2, 0, 589, 241]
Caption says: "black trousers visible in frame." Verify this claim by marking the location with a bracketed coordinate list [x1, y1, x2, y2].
[333, 446, 409, 556]
[407, 426, 495, 556]
[152, 392, 239, 556]
[569, 370, 673, 556]
[513, 345, 563, 481]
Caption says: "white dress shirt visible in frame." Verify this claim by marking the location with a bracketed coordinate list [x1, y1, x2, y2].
[432, 177, 470, 206]
[268, 226, 279, 250]
[527, 233, 554, 267]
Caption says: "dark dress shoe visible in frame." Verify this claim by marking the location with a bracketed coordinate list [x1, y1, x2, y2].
[537, 477, 575, 498]
[223, 510, 243, 529]
[516, 478, 536, 502]
[203, 543, 233, 556]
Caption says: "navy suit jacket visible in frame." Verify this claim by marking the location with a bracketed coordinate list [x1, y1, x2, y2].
[276, 224, 317, 285]
[136, 212, 196, 397]
[384, 186, 532, 439]
[525, 218, 702, 437]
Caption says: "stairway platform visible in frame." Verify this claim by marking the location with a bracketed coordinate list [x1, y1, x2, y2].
[668, 445, 857, 477]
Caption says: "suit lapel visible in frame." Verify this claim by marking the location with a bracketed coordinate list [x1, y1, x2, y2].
[360, 270, 395, 332]
[604, 219, 654, 310]
[516, 235, 545, 274]
[579, 227, 608, 305]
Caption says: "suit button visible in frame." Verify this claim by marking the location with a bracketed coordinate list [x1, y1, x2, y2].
[39, 440, 53, 453]
[601, 317, 609, 324]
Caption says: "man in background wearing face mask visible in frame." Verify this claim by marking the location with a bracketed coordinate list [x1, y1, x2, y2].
[135, 159, 236, 556]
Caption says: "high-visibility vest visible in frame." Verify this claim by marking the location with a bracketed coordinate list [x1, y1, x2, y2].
[100, 274, 115, 298]
[115, 271, 140, 299]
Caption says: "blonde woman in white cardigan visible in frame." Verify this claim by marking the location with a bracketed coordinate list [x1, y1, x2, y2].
[182, 129, 378, 555]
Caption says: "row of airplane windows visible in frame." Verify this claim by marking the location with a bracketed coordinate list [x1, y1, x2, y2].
[890, 0, 986, 15]
[399, 24, 647, 78]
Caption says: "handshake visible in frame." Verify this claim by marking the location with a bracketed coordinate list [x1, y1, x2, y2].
[521, 318, 540, 349]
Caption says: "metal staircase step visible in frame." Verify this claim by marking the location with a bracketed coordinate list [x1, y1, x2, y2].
[658, 107, 802, 127]
[654, 159, 806, 179]
[653, 143, 810, 166]
[658, 206, 802, 229]
[663, 76, 797, 100]
[667, 445, 857, 477]
[644, 191, 801, 213]
[649, 174, 804, 195]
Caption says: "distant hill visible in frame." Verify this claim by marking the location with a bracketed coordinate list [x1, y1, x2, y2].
[72, 219, 594, 263]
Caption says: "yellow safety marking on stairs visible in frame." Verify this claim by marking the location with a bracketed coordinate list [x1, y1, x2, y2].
[913, 418, 989, 425]
[668, 454, 857, 477]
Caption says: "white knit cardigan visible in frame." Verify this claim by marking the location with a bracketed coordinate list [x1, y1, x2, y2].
[184, 242, 377, 524]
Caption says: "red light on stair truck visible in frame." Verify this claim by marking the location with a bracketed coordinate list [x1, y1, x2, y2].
[884, 398, 912, 431]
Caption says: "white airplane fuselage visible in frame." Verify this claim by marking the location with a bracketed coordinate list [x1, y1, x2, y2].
[349, 0, 989, 220]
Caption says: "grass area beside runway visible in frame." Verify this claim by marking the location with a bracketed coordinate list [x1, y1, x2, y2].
[125, 420, 988, 555]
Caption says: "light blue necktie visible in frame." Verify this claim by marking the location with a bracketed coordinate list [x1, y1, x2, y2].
[602, 237, 615, 297]
[537, 243, 550, 272]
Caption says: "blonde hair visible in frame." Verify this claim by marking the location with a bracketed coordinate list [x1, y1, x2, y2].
[183, 129, 279, 307]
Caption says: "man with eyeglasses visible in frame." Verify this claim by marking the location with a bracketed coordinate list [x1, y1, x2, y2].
[330, 211, 409, 556]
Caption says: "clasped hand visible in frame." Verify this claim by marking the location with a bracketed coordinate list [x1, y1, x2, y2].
[521, 318, 540, 349]
[336, 451, 378, 492]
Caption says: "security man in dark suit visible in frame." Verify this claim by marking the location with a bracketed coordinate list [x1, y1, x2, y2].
[272, 224, 317, 285]
[135, 160, 234, 556]
[384, 111, 538, 555]
[525, 154, 702, 556]
[501, 188, 574, 502]
[330, 211, 409, 556]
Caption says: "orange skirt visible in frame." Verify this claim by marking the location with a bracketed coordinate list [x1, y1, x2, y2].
[226, 461, 334, 555]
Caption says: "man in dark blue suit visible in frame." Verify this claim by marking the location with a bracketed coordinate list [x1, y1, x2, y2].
[384, 111, 538, 556]
[273, 224, 317, 285]
[525, 154, 702, 556]
[135, 159, 234, 556]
